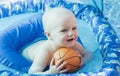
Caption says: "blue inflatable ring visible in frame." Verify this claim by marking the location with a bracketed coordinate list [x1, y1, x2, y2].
[0, 0, 120, 76]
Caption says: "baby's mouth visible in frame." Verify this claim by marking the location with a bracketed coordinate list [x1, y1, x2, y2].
[67, 38, 75, 42]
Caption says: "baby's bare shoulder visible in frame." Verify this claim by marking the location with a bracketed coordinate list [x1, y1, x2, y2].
[22, 40, 50, 60]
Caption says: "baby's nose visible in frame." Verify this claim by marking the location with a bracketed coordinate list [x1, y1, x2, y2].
[68, 31, 74, 37]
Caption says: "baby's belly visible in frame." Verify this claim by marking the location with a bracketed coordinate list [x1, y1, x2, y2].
[21, 40, 46, 61]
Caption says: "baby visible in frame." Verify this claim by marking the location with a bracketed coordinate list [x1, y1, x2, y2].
[22, 7, 92, 74]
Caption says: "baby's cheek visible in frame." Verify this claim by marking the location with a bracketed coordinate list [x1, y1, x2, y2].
[76, 32, 78, 37]
[75, 35, 78, 39]
[62, 37, 67, 42]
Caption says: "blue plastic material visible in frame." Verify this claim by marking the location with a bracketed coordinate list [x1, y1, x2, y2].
[0, 0, 119, 76]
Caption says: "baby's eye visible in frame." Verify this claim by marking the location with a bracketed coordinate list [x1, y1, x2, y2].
[60, 29, 68, 32]
[72, 27, 77, 30]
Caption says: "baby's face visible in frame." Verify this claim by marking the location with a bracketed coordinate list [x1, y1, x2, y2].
[50, 15, 78, 48]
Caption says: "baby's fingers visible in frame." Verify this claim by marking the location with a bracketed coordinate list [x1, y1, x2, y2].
[50, 57, 55, 66]
[56, 59, 63, 67]
[60, 68, 69, 73]
[57, 61, 69, 73]
[57, 61, 67, 70]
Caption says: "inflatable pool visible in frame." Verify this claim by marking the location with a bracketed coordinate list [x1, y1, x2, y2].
[0, 0, 120, 76]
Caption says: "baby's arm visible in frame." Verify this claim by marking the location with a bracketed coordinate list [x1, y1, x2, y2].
[29, 52, 69, 74]
[73, 41, 93, 65]
[28, 47, 50, 74]
[28, 43, 69, 74]
[81, 49, 93, 65]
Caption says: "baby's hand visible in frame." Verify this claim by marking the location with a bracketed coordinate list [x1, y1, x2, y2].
[49, 57, 69, 74]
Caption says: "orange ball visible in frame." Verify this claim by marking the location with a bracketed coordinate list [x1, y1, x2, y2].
[53, 48, 82, 73]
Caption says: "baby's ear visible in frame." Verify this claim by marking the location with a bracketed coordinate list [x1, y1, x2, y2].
[44, 32, 51, 39]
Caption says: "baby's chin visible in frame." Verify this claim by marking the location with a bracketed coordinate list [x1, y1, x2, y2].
[64, 42, 76, 48]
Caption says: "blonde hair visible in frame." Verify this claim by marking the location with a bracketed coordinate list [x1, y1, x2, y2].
[42, 7, 75, 33]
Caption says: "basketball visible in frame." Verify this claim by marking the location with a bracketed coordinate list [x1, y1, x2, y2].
[53, 47, 82, 72]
